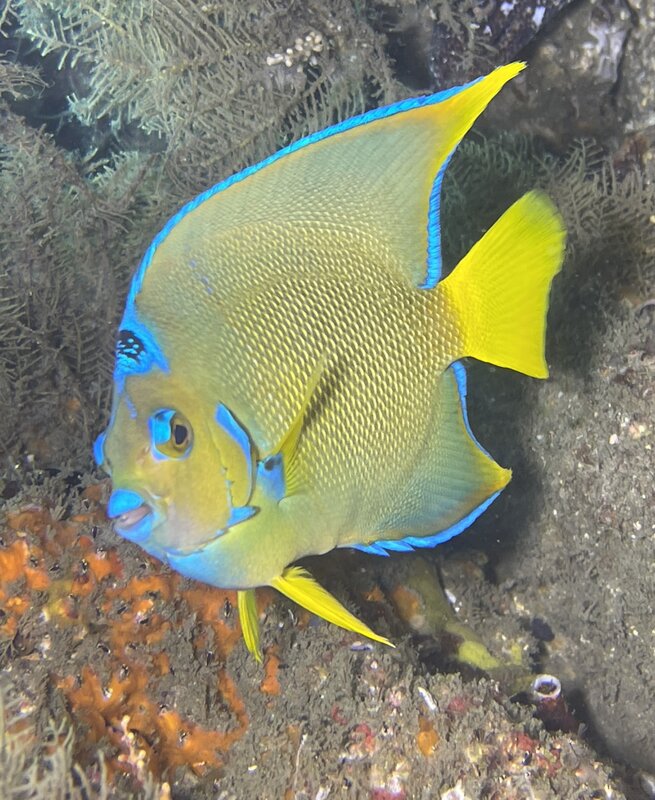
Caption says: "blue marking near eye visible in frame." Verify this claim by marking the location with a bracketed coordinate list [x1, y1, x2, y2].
[150, 409, 175, 446]
[93, 431, 106, 467]
[215, 403, 253, 498]
[148, 409, 192, 460]
[108, 489, 144, 518]
[257, 454, 285, 502]
[126, 77, 479, 303]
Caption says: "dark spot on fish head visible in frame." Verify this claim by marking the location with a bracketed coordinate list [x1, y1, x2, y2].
[116, 329, 146, 363]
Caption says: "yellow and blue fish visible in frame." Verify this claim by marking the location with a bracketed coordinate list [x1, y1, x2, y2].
[94, 63, 565, 660]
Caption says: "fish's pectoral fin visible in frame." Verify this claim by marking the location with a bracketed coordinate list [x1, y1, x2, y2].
[270, 566, 394, 648]
[260, 357, 327, 499]
[237, 589, 262, 662]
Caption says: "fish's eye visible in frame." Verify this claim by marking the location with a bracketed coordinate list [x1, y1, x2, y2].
[173, 421, 188, 447]
[149, 409, 193, 460]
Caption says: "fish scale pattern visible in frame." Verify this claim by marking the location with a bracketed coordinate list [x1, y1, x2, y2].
[141, 217, 459, 544]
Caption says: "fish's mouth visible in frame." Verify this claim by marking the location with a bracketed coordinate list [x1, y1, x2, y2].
[108, 489, 156, 543]
[115, 504, 153, 540]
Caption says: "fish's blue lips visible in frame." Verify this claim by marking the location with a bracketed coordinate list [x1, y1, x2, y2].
[107, 488, 155, 543]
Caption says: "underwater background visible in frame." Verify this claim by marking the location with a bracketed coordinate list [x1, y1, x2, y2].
[0, 0, 654, 798]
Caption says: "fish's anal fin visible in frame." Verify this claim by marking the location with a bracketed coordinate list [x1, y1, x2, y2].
[352, 488, 503, 556]
[351, 363, 510, 554]
[262, 358, 326, 498]
[441, 190, 566, 378]
[270, 567, 394, 648]
[237, 589, 262, 663]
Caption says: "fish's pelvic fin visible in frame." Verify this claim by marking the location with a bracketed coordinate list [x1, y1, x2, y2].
[442, 190, 566, 378]
[270, 567, 393, 648]
[237, 589, 262, 662]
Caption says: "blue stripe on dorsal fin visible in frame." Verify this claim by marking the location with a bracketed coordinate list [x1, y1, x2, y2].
[422, 152, 452, 289]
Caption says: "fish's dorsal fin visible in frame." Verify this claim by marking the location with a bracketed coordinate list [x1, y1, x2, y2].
[237, 589, 261, 662]
[258, 358, 326, 499]
[270, 566, 393, 647]
[134, 64, 525, 298]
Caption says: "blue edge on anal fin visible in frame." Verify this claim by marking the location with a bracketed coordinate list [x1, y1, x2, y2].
[353, 362, 504, 557]
[125, 78, 482, 307]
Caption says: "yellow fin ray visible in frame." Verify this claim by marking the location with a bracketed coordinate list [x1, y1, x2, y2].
[237, 589, 262, 662]
[268, 357, 326, 497]
[270, 567, 394, 648]
[442, 190, 566, 378]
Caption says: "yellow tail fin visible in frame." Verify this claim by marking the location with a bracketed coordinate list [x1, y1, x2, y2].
[442, 190, 566, 378]
[271, 567, 393, 647]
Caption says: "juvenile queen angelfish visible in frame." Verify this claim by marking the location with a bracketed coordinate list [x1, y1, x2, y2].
[95, 62, 565, 661]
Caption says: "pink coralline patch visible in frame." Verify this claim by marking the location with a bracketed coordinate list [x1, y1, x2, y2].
[501, 731, 562, 777]
[331, 704, 349, 726]
[445, 694, 473, 717]
[344, 722, 378, 761]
